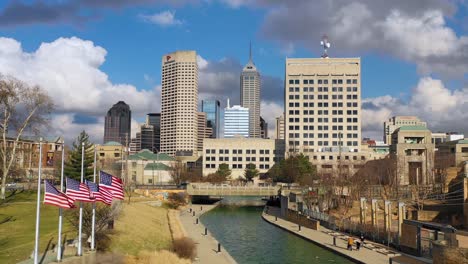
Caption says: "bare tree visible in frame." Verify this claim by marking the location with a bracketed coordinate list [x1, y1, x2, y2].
[0, 75, 53, 199]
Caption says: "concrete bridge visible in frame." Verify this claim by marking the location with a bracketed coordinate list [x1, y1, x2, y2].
[187, 183, 280, 197]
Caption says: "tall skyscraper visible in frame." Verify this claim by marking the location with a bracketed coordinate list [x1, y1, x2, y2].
[284, 57, 361, 154]
[224, 99, 249, 138]
[240, 44, 261, 138]
[146, 113, 161, 152]
[275, 114, 285, 140]
[384, 116, 427, 145]
[103, 101, 131, 145]
[201, 100, 221, 138]
[160, 51, 198, 156]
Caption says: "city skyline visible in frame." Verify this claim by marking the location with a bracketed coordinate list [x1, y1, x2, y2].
[0, 1, 466, 144]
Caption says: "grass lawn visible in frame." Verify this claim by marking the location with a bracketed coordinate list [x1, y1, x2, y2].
[109, 202, 172, 256]
[0, 190, 75, 264]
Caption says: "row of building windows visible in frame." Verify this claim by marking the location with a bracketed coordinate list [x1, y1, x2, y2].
[288, 118, 359, 124]
[206, 156, 271, 162]
[287, 125, 359, 131]
[289, 141, 359, 146]
[205, 164, 271, 169]
[288, 94, 359, 100]
[288, 133, 358, 138]
[288, 87, 359, 93]
[205, 149, 271, 155]
[288, 79, 358, 85]
[288, 102, 359, 108]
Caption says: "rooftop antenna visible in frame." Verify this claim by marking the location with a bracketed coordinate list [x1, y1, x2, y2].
[320, 35, 331, 58]
[249, 41, 253, 62]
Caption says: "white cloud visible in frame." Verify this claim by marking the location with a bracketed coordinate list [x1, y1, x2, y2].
[0, 36, 160, 143]
[139, 10, 183, 27]
[261, 100, 283, 139]
[362, 77, 468, 139]
[197, 55, 208, 69]
[259, 1, 468, 77]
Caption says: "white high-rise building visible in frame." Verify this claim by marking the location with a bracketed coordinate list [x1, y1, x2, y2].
[284, 57, 362, 154]
[241, 45, 261, 138]
[160, 51, 198, 156]
[224, 99, 249, 138]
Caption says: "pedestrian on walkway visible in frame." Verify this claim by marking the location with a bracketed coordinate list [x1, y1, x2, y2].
[347, 237, 354, 251]
[356, 238, 361, 251]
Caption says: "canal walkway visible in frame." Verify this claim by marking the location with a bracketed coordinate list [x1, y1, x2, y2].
[179, 204, 237, 264]
[262, 208, 430, 264]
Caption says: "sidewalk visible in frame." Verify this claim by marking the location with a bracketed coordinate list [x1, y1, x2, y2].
[179, 204, 237, 264]
[262, 208, 430, 264]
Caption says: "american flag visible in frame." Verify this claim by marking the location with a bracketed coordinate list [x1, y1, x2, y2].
[65, 177, 94, 202]
[44, 180, 75, 209]
[99, 171, 124, 200]
[85, 180, 113, 205]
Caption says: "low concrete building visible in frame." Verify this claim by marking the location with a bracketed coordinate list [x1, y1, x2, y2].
[126, 149, 175, 185]
[390, 126, 434, 185]
[96, 141, 125, 176]
[202, 138, 285, 179]
[435, 139, 468, 167]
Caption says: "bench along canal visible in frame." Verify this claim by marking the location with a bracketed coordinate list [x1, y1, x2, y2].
[200, 197, 352, 264]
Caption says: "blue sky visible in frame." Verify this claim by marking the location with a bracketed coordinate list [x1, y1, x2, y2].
[0, 0, 466, 142]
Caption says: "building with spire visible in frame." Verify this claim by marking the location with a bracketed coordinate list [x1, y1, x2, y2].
[104, 101, 131, 145]
[240, 43, 261, 138]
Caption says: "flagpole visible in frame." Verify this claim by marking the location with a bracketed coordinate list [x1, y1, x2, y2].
[77, 142, 84, 256]
[57, 140, 65, 261]
[91, 145, 97, 251]
[33, 138, 43, 264]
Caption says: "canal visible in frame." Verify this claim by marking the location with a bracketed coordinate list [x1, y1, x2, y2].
[200, 199, 353, 264]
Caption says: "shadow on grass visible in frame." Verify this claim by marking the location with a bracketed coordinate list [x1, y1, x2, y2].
[39, 238, 53, 264]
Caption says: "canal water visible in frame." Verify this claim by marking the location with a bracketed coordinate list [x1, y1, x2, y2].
[200, 199, 353, 264]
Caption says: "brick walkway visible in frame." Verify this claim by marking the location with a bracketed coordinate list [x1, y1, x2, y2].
[263, 208, 430, 264]
[179, 204, 237, 264]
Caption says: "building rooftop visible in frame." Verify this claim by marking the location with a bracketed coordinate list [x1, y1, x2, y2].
[128, 149, 175, 161]
[103, 141, 122, 146]
[397, 125, 429, 131]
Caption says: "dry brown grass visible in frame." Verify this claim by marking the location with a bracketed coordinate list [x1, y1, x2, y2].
[125, 250, 191, 264]
[168, 209, 187, 240]
[109, 202, 172, 256]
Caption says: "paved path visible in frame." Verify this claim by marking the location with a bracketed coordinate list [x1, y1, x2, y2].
[262, 208, 429, 264]
[179, 204, 237, 264]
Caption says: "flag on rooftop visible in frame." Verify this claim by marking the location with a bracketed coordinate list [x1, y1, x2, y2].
[99, 171, 124, 200]
[85, 180, 113, 205]
[44, 180, 75, 209]
[65, 177, 94, 202]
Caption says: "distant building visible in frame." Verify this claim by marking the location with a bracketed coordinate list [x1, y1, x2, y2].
[203, 138, 285, 179]
[432, 132, 464, 145]
[275, 114, 285, 140]
[0, 136, 64, 179]
[201, 100, 221, 138]
[224, 99, 249, 138]
[104, 101, 131, 145]
[384, 116, 426, 145]
[96, 141, 125, 177]
[160, 51, 198, 156]
[139, 124, 155, 152]
[146, 113, 161, 152]
[126, 150, 175, 185]
[241, 45, 261, 138]
[197, 112, 213, 153]
[260, 117, 268, 139]
[435, 138, 468, 167]
[390, 126, 434, 185]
